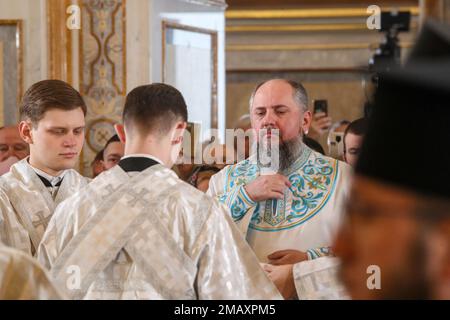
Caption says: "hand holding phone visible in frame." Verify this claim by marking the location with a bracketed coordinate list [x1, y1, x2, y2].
[313, 100, 328, 115]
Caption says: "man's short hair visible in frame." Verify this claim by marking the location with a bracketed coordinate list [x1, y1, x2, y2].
[249, 79, 309, 112]
[92, 149, 104, 165]
[122, 83, 188, 135]
[104, 134, 121, 151]
[20, 80, 87, 124]
[343, 117, 368, 151]
[344, 118, 368, 139]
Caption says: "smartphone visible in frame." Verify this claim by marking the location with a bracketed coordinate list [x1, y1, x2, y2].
[313, 100, 328, 115]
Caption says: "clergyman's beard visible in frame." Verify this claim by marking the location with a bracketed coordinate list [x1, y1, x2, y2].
[257, 134, 304, 172]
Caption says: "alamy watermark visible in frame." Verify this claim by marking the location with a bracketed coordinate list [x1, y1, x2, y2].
[366, 5, 382, 30]
[366, 265, 381, 290]
[66, 5, 81, 30]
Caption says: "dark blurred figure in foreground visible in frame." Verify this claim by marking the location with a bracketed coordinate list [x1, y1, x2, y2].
[335, 21, 450, 300]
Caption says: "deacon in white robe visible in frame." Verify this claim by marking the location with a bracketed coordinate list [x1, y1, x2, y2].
[38, 83, 281, 300]
[0, 158, 88, 256]
[0, 245, 61, 299]
[0, 79, 89, 257]
[38, 156, 281, 300]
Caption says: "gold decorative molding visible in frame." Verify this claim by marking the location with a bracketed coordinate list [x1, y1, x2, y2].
[47, 0, 73, 84]
[226, 42, 414, 51]
[79, 0, 126, 176]
[226, 6, 420, 19]
[227, 21, 419, 32]
[226, 67, 368, 73]
[227, 23, 367, 32]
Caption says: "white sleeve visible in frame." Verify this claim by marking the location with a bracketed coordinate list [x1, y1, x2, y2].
[293, 257, 350, 300]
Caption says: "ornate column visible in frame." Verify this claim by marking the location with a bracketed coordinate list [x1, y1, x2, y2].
[47, 0, 73, 83]
[78, 0, 126, 175]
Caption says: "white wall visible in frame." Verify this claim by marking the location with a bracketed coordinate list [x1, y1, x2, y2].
[126, 0, 151, 92]
[0, 0, 47, 89]
[147, 0, 226, 141]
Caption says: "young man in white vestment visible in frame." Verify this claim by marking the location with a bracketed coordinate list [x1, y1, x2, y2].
[0, 80, 89, 256]
[38, 83, 282, 300]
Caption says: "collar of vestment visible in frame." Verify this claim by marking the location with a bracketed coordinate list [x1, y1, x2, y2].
[118, 155, 161, 172]
[27, 160, 66, 187]
[223, 144, 341, 231]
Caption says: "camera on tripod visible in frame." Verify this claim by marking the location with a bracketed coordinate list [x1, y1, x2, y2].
[369, 11, 411, 75]
[365, 11, 411, 118]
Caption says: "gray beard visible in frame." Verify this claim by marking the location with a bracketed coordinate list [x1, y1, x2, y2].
[257, 135, 304, 172]
[279, 136, 304, 171]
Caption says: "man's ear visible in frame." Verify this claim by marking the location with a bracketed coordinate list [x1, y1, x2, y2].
[171, 121, 187, 145]
[302, 110, 312, 134]
[114, 124, 126, 144]
[19, 121, 33, 144]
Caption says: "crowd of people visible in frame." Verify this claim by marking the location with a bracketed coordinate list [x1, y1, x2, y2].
[0, 20, 449, 300]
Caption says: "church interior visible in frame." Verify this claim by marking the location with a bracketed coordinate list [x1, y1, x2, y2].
[0, 0, 450, 303]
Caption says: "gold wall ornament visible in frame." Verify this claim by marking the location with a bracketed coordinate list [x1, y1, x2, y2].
[225, 6, 420, 19]
[85, 117, 117, 152]
[47, 0, 73, 84]
[226, 21, 419, 33]
[79, 0, 126, 176]
[226, 42, 414, 51]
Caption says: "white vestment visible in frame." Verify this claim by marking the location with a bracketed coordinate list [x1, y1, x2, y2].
[38, 162, 282, 300]
[0, 245, 61, 299]
[0, 158, 89, 256]
[293, 257, 349, 300]
[208, 145, 352, 262]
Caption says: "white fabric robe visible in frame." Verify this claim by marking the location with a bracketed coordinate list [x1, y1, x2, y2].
[208, 145, 352, 262]
[0, 245, 61, 299]
[293, 257, 349, 300]
[0, 158, 89, 256]
[38, 163, 282, 300]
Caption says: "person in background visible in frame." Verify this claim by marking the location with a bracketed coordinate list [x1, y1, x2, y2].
[187, 165, 220, 192]
[303, 136, 325, 155]
[327, 120, 350, 160]
[307, 111, 332, 143]
[0, 125, 30, 175]
[343, 118, 368, 168]
[101, 134, 125, 170]
[91, 149, 105, 178]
